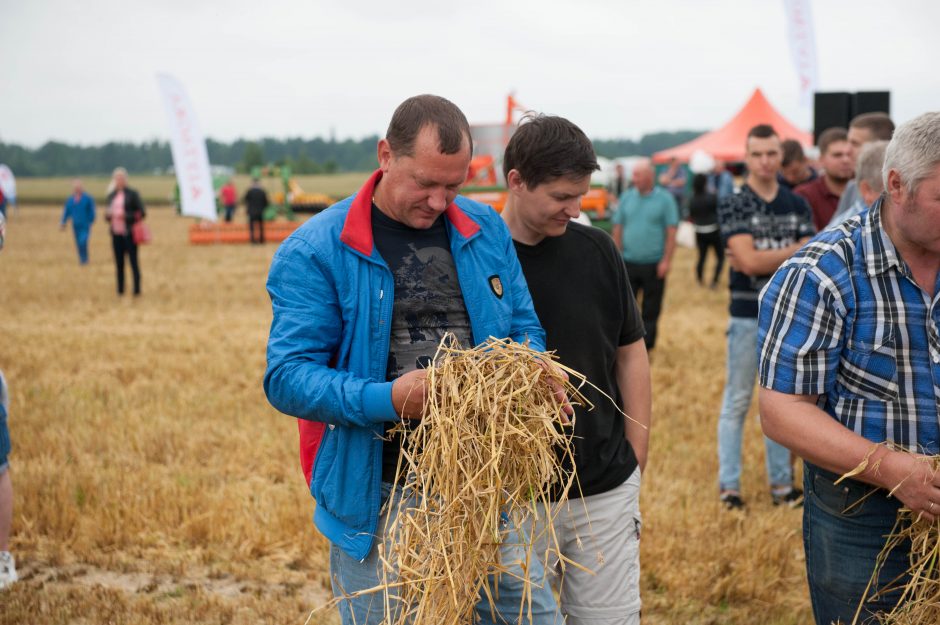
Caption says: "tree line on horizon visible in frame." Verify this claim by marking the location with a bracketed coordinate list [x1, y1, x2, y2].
[0, 130, 704, 177]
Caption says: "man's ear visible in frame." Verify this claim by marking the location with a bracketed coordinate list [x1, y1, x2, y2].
[506, 169, 527, 192]
[886, 169, 904, 204]
[377, 139, 393, 172]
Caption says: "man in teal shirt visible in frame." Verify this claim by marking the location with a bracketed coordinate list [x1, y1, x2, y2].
[611, 158, 679, 350]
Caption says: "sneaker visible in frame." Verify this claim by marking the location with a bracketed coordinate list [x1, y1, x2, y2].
[771, 487, 804, 508]
[720, 491, 746, 510]
[0, 551, 17, 589]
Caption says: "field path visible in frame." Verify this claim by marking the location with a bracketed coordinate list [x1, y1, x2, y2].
[17, 560, 333, 606]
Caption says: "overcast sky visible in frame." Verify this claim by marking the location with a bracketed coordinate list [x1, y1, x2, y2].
[2, 0, 937, 147]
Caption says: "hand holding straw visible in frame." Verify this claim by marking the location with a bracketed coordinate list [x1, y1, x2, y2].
[391, 368, 428, 421]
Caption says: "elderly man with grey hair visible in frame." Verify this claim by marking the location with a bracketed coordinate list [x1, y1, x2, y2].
[757, 111, 940, 624]
[825, 140, 889, 228]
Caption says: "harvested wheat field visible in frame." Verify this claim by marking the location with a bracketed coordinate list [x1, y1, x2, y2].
[0, 205, 810, 624]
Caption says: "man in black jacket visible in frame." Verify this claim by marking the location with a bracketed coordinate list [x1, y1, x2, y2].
[244, 179, 268, 244]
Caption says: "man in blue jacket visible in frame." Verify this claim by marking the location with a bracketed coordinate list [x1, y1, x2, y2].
[60, 179, 96, 264]
[264, 94, 563, 625]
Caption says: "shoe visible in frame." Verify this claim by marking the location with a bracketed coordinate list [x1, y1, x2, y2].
[0, 551, 17, 589]
[771, 487, 804, 508]
[720, 491, 746, 510]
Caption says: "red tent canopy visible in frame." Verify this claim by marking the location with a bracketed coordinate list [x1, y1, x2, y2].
[652, 89, 812, 164]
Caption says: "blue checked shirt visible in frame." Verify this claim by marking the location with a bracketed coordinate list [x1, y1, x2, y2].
[758, 198, 940, 454]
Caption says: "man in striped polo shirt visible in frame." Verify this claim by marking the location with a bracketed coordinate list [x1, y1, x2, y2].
[758, 111, 940, 625]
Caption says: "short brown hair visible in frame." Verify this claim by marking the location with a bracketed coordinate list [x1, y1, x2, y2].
[385, 94, 472, 157]
[502, 114, 599, 188]
[781, 139, 806, 167]
[817, 127, 848, 155]
[850, 112, 895, 141]
[747, 124, 778, 142]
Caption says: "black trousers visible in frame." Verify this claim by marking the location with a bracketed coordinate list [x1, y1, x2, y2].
[624, 261, 665, 350]
[249, 216, 265, 243]
[111, 233, 140, 295]
[695, 230, 724, 286]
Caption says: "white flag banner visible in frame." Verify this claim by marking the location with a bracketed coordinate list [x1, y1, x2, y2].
[783, 0, 819, 108]
[156, 73, 216, 221]
[0, 164, 16, 203]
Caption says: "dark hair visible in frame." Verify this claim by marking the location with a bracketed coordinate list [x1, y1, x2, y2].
[502, 113, 599, 188]
[747, 124, 778, 142]
[850, 112, 895, 141]
[817, 127, 848, 155]
[692, 173, 708, 195]
[781, 139, 806, 167]
[386, 94, 472, 157]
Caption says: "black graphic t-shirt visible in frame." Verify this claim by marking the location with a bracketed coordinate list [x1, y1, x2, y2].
[371, 204, 474, 482]
[717, 184, 815, 318]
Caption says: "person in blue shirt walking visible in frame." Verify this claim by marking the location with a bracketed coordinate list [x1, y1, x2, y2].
[60, 179, 96, 264]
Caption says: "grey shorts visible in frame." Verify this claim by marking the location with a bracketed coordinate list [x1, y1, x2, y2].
[534, 467, 642, 625]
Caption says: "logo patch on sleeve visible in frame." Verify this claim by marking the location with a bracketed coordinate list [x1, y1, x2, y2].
[488, 275, 504, 299]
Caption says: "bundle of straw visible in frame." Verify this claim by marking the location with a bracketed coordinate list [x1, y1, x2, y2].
[849, 451, 940, 625]
[377, 335, 588, 625]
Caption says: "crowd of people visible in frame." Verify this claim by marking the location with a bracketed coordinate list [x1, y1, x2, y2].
[52, 170, 276, 297]
[601, 106, 940, 625]
[264, 96, 649, 625]
[262, 93, 940, 625]
[3, 90, 938, 625]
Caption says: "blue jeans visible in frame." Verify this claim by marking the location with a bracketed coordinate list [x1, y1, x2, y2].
[803, 463, 909, 625]
[330, 482, 561, 625]
[0, 404, 10, 474]
[73, 225, 91, 264]
[717, 316, 792, 491]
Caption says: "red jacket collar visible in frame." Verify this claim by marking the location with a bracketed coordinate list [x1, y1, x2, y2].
[339, 169, 481, 256]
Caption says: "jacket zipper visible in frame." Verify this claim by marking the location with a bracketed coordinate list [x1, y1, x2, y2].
[365, 272, 393, 562]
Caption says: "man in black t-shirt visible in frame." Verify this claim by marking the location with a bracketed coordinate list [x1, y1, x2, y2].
[501, 114, 651, 625]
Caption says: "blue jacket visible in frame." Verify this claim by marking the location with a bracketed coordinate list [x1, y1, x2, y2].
[264, 170, 545, 560]
[61, 192, 96, 228]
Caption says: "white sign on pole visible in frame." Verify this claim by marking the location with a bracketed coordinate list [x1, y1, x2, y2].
[783, 0, 819, 109]
[156, 73, 217, 221]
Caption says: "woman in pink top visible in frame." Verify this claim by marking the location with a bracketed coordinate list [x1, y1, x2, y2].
[105, 167, 146, 296]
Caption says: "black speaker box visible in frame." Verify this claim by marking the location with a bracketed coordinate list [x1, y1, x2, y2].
[813, 91, 892, 143]
[853, 91, 891, 117]
[813, 92, 852, 143]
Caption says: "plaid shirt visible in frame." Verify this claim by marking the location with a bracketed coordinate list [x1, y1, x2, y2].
[758, 198, 940, 454]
